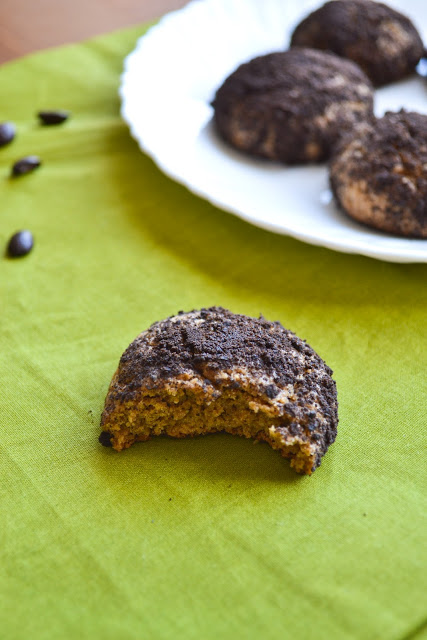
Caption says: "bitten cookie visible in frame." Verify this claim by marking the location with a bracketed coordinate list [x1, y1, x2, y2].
[290, 0, 424, 86]
[212, 48, 373, 164]
[99, 307, 338, 475]
[330, 110, 427, 238]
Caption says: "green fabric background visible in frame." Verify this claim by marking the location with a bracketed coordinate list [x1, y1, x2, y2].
[1, 24, 426, 640]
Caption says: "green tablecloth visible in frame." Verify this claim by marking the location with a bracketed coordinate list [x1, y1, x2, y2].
[1, 23, 426, 640]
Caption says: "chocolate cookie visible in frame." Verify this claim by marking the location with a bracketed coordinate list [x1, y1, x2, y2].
[290, 0, 424, 86]
[212, 48, 373, 164]
[100, 307, 338, 475]
[330, 110, 427, 238]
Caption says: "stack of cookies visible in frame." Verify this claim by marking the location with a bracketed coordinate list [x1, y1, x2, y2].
[212, 0, 426, 238]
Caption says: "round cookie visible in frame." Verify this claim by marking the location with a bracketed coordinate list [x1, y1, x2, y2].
[212, 48, 373, 164]
[290, 0, 424, 87]
[330, 110, 427, 238]
[100, 307, 338, 475]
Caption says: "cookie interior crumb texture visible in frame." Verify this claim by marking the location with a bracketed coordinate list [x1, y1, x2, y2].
[212, 48, 373, 164]
[330, 110, 427, 238]
[100, 308, 338, 475]
[290, 0, 424, 86]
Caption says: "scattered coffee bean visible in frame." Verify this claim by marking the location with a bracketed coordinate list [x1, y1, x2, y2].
[0, 122, 16, 147]
[38, 110, 70, 125]
[7, 230, 34, 257]
[11, 155, 41, 177]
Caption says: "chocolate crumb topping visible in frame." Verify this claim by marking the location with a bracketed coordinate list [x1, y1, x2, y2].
[115, 307, 332, 395]
[99, 431, 113, 447]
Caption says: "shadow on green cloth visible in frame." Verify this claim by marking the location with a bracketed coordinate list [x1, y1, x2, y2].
[106, 121, 426, 317]
[94, 432, 316, 490]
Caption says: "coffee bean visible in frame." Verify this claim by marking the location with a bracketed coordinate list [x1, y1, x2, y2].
[11, 156, 41, 177]
[7, 230, 34, 257]
[38, 110, 70, 125]
[0, 122, 15, 147]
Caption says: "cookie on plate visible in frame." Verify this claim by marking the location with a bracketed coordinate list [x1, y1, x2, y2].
[330, 110, 427, 238]
[290, 0, 424, 86]
[212, 48, 373, 164]
[99, 307, 338, 475]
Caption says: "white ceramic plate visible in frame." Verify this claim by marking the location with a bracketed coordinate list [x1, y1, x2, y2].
[120, 0, 427, 262]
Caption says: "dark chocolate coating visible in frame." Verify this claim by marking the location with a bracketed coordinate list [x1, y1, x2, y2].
[291, 0, 424, 86]
[330, 110, 427, 238]
[213, 48, 373, 164]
